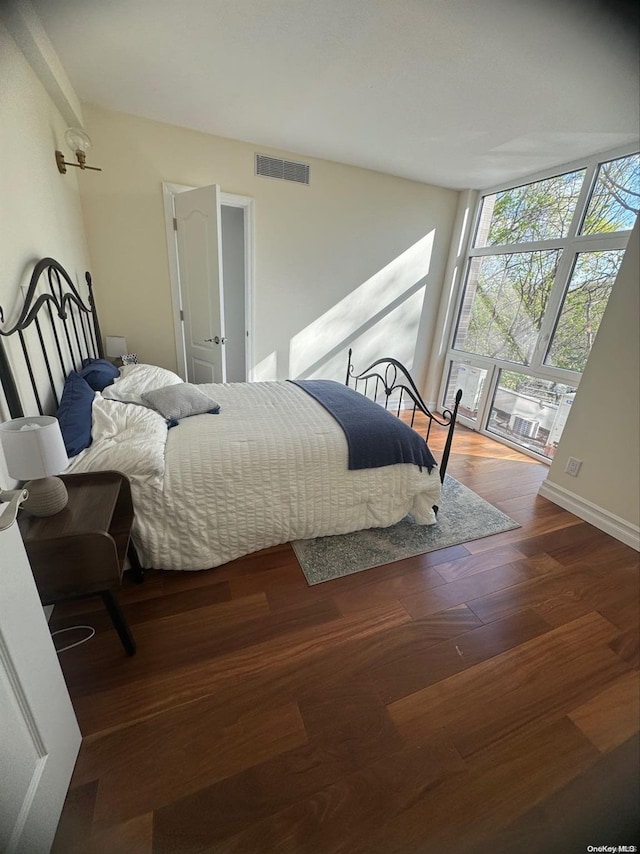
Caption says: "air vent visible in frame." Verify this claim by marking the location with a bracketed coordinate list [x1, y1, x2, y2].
[510, 415, 540, 439]
[255, 154, 310, 185]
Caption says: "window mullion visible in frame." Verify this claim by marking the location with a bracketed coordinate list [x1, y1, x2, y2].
[468, 237, 566, 257]
[566, 161, 599, 239]
[570, 232, 631, 252]
[530, 248, 576, 369]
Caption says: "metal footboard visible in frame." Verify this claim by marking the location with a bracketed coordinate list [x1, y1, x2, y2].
[345, 348, 462, 484]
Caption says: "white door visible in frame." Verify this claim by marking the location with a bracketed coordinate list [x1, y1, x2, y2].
[175, 184, 226, 383]
[0, 512, 81, 854]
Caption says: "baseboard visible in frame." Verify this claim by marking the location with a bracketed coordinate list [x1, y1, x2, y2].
[538, 480, 640, 551]
[44, 604, 54, 622]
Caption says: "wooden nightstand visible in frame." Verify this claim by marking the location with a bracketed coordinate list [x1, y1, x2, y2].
[18, 470, 142, 656]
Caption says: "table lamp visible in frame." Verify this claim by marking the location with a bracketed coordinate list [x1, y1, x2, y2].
[106, 336, 128, 359]
[0, 416, 69, 516]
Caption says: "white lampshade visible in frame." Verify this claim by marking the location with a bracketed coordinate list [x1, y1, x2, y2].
[0, 416, 69, 481]
[106, 335, 128, 358]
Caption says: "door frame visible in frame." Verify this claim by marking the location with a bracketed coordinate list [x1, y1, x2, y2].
[162, 182, 255, 381]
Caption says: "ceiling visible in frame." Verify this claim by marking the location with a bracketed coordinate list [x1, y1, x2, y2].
[31, 0, 639, 190]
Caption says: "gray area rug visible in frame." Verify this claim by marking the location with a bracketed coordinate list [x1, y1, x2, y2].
[292, 475, 520, 585]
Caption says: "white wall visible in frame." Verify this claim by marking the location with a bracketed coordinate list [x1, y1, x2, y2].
[0, 21, 91, 483]
[0, 24, 90, 329]
[78, 105, 459, 388]
[540, 220, 640, 547]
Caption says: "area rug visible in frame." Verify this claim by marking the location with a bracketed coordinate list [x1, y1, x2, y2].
[291, 475, 520, 585]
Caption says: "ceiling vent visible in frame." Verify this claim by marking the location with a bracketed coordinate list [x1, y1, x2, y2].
[255, 154, 310, 185]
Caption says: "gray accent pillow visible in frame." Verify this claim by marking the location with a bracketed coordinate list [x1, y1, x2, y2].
[142, 383, 221, 420]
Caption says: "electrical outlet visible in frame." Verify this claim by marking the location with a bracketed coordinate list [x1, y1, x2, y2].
[564, 457, 582, 477]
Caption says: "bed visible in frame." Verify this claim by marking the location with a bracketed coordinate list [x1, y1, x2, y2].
[0, 258, 461, 572]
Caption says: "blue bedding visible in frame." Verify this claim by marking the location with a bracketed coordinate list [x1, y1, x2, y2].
[290, 379, 437, 473]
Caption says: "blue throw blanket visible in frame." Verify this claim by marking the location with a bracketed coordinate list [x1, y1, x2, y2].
[290, 379, 436, 472]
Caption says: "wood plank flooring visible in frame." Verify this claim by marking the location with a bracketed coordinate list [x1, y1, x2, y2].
[50, 424, 640, 853]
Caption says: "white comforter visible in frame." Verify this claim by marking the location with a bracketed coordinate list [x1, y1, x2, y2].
[68, 381, 441, 570]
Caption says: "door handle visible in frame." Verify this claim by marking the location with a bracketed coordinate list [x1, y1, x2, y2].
[204, 336, 220, 344]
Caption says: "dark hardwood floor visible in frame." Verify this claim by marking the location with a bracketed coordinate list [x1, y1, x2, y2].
[50, 423, 640, 853]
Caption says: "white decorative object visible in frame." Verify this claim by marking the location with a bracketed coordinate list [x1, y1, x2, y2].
[0, 417, 69, 516]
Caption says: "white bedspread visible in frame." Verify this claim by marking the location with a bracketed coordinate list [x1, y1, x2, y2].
[68, 381, 441, 570]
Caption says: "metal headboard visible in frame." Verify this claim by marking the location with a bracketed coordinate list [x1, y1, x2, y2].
[345, 348, 462, 484]
[0, 258, 103, 418]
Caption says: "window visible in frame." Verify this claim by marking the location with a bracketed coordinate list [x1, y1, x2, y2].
[453, 250, 561, 365]
[544, 250, 624, 372]
[581, 153, 640, 234]
[486, 370, 578, 458]
[474, 169, 585, 247]
[441, 148, 639, 460]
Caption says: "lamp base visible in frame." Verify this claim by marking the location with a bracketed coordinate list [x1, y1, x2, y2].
[23, 477, 69, 517]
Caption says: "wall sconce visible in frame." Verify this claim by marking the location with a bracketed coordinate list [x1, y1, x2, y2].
[55, 127, 102, 174]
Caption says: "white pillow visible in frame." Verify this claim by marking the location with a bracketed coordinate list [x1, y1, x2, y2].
[67, 396, 168, 487]
[102, 363, 183, 405]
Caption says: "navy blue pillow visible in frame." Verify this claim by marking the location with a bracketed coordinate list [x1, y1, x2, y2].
[56, 371, 95, 456]
[79, 357, 120, 391]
